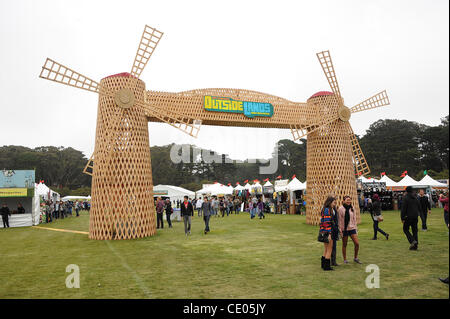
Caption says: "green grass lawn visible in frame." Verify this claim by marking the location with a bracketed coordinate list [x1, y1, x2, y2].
[0, 208, 448, 298]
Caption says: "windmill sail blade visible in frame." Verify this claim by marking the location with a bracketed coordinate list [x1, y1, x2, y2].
[350, 90, 390, 114]
[83, 154, 95, 176]
[130, 25, 163, 78]
[316, 50, 343, 106]
[346, 123, 370, 176]
[39, 58, 100, 93]
[138, 100, 201, 138]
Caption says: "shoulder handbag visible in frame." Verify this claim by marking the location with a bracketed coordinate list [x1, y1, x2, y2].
[377, 215, 384, 222]
[318, 231, 329, 243]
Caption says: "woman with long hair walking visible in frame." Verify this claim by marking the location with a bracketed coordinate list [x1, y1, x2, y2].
[319, 196, 337, 271]
[338, 196, 362, 264]
[369, 194, 389, 240]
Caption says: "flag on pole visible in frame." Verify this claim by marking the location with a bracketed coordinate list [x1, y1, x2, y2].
[424, 170, 427, 175]
[244, 179, 248, 183]
[263, 178, 269, 182]
[381, 172, 385, 176]
[292, 174, 296, 179]
[276, 175, 282, 179]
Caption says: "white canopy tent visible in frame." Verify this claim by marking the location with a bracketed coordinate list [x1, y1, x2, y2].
[244, 183, 252, 190]
[61, 195, 91, 201]
[263, 181, 273, 187]
[35, 182, 60, 201]
[396, 175, 422, 187]
[417, 175, 448, 188]
[234, 184, 245, 191]
[196, 183, 232, 196]
[287, 177, 306, 191]
[153, 184, 195, 201]
[379, 175, 398, 187]
[358, 176, 380, 183]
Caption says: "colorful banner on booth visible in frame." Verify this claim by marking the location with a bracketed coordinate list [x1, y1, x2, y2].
[204, 96, 273, 118]
[0, 188, 29, 197]
[0, 170, 35, 188]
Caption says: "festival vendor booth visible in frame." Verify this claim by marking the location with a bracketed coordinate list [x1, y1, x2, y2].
[287, 177, 306, 214]
[250, 181, 263, 197]
[262, 180, 274, 195]
[415, 174, 448, 208]
[154, 184, 195, 222]
[0, 170, 41, 228]
[261, 180, 275, 213]
[274, 179, 290, 214]
[357, 176, 392, 210]
[233, 183, 245, 196]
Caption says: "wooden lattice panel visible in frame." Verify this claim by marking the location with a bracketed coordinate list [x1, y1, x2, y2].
[145, 88, 318, 129]
[39, 58, 100, 93]
[350, 90, 390, 114]
[89, 75, 155, 240]
[305, 94, 360, 225]
[347, 124, 370, 176]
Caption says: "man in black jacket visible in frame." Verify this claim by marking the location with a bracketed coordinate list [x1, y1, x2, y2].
[180, 196, 194, 236]
[1, 203, 11, 228]
[401, 187, 421, 250]
[417, 189, 431, 231]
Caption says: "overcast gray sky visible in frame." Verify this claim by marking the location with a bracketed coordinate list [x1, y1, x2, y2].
[0, 0, 448, 161]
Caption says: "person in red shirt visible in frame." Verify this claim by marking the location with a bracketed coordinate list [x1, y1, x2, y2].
[180, 196, 194, 236]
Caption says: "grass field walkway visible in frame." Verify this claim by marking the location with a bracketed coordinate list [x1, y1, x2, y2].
[0, 209, 448, 298]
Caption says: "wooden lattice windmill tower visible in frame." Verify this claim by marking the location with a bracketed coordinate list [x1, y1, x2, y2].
[39, 25, 389, 239]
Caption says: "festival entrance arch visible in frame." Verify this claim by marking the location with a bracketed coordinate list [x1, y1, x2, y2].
[39, 25, 390, 240]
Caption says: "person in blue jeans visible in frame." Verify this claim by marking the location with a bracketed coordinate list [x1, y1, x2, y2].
[257, 198, 265, 219]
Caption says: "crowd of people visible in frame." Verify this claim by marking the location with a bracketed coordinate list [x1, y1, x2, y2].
[153, 195, 270, 236]
[41, 200, 90, 223]
[318, 187, 449, 284]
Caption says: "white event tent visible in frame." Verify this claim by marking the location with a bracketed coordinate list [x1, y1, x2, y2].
[417, 175, 448, 188]
[196, 183, 232, 196]
[61, 195, 91, 201]
[287, 177, 306, 191]
[379, 175, 398, 187]
[153, 184, 195, 201]
[396, 175, 422, 187]
[35, 182, 60, 201]
[263, 181, 273, 187]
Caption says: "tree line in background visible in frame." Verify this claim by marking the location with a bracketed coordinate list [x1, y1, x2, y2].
[1, 116, 448, 195]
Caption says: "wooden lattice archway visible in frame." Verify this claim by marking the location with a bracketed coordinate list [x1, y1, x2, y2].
[39, 25, 390, 239]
